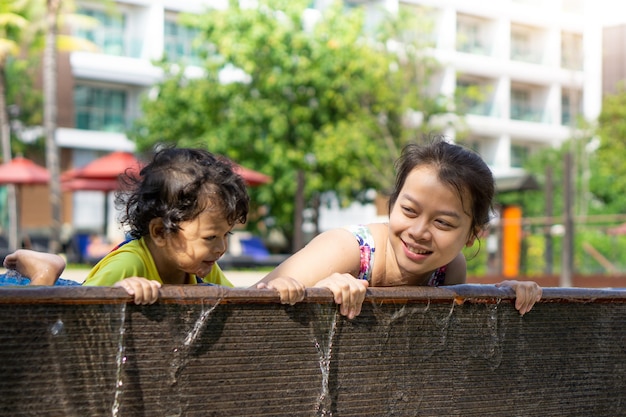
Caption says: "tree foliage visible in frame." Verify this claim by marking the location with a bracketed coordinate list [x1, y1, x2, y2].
[130, 0, 448, 245]
[595, 83, 626, 213]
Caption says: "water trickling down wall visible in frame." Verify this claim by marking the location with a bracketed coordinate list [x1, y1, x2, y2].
[0, 285, 625, 416]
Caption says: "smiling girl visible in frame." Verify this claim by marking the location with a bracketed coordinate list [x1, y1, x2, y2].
[258, 138, 542, 318]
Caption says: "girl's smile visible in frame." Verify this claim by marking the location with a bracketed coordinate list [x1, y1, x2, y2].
[388, 164, 474, 281]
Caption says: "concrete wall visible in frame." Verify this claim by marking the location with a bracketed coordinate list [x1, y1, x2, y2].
[0, 285, 624, 416]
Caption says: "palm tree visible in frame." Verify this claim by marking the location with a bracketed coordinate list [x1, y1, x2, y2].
[44, 0, 62, 254]
[42, 0, 100, 253]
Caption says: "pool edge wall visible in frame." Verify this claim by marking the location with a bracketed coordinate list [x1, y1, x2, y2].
[0, 285, 624, 416]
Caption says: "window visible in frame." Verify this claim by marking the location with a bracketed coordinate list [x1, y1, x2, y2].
[561, 89, 582, 125]
[74, 85, 127, 132]
[561, 32, 583, 70]
[75, 8, 127, 56]
[511, 89, 531, 120]
[511, 144, 530, 168]
[456, 78, 493, 116]
[511, 30, 530, 61]
[164, 20, 203, 65]
[511, 25, 542, 64]
[457, 18, 484, 54]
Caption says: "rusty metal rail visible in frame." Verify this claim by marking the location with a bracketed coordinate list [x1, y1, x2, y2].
[0, 285, 625, 416]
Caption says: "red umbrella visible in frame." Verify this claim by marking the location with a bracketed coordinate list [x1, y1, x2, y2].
[61, 177, 121, 192]
[0, 157, 50, 251]
[232, 163, 272, 187]
[0, 156, 50, 185]
[73, 151, 143, 180]
[62, 152, 142, 237]
[61, 168, 121, 192]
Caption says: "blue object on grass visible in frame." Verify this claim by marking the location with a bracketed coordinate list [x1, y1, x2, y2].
[0, 269, 81, 286]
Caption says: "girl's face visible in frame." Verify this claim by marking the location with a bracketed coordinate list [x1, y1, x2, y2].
[162, 206, 232, 280]
[388, 165, 475, 281]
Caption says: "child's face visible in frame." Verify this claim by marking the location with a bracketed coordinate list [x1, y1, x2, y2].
[161, 206, 232, 280]
[388, 165, 474, 280]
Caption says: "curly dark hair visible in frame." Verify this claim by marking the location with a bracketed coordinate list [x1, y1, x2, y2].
[388, 137, 495, 242]
[115, 147, 250, 239]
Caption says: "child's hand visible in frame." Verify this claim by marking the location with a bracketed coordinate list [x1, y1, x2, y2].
[114, 277, 161, 305]
[496, 280, 542, 315]
[256, 277, 306, 305]
[314, 273, 369, 319]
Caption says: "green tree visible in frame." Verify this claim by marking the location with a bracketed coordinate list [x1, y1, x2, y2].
[0, 0, 43, 250]
[595, 84, 626, 213]
[0, 0, 98, 251]
[131, 0, 448, 250]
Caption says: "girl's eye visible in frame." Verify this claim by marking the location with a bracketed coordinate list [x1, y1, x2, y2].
[401, 205, 417, 216]
[205, 236, 217, 241]
[435, 219, 454, 229]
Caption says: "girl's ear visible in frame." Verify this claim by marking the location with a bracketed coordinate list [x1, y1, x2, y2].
[465, 229, 478, 247]
[149, 218, 167, 247]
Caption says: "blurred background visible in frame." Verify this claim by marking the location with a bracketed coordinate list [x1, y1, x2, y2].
[1, 0, 625, 286]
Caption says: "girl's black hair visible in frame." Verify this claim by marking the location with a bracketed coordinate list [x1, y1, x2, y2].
[116, 147, 250, 239]
[388, 136, 495, 241]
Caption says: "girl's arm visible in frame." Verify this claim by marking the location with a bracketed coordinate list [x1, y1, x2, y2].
[257, 228, 368, 317]
[496, 280, 542, 315]
[444, 254, 542, 315]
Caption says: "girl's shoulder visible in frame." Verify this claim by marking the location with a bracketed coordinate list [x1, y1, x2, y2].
[343, 223, 388, 244]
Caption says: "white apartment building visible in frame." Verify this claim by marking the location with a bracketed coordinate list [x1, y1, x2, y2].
[61, 0, 603, 234]
[61, 0, 222, 235]
[320, 0, 603, 228]
[347, 0, 602, 184]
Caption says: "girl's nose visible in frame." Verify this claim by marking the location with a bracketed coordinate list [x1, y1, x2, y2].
[408, 219, 431, 240]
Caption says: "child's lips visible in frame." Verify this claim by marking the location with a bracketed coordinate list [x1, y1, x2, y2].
[196, 260, 216, 277]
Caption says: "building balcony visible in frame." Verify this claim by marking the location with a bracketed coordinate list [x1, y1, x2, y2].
[70, 52, 163, 86]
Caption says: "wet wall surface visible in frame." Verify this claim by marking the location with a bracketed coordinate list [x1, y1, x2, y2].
[0, 285, 625, 416]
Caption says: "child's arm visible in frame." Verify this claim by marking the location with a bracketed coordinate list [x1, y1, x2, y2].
[114, 277, 161, 305]
[496, 280, 543, 315]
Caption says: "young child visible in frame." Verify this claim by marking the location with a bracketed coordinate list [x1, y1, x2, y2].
[0, 148, 303, 302]
[257, 138, 542, 318]
[81, 147, 256, 304]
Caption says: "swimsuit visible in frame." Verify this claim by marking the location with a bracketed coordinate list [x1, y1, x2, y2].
[344, 224, 447, 286]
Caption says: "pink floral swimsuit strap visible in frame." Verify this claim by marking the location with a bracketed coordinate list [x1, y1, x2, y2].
[344, 225, 376, 282]
[427, 265, 447, 287]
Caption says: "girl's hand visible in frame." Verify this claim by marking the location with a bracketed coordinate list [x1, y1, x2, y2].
[256, 277, 306, 305]
[114, 277, 161, 305]
[314, 273, 369, 319]
[496, 280, 542, 315]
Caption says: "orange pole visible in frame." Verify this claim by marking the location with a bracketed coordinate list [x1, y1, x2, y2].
[502, 205, 522, 277]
